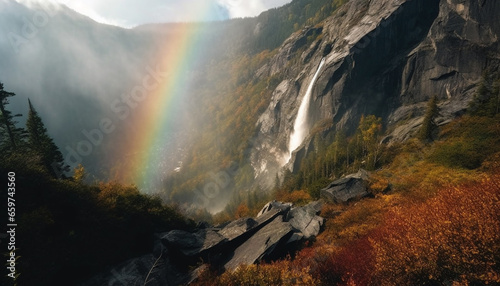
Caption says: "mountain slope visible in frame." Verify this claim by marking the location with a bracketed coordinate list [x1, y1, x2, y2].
[251, 0, 500, 188]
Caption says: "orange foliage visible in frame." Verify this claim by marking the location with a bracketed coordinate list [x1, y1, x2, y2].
[306, 170, 500, 285]
[369, 174, 500, 285]
[320, 202, 342, 218]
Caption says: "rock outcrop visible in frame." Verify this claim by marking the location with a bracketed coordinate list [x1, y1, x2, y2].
[224, 215, 293, 270]
[286, 200, 324, 239]
[321, 169, 371, 203]
[82, 201, 324, 285]
[251, 0, 500, 187]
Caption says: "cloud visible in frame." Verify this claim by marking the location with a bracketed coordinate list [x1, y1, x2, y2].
[217, 0, 291, 18]
[15, 0, 290, 27]
[17, 0, 231, 27]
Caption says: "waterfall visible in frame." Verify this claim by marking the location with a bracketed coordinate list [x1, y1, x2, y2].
[283, 58, 326, 165]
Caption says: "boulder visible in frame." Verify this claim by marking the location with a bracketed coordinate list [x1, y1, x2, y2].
[219, 217, 259, 241]
[161, 228, 226, 258]
[286, 201, 325, 239]
[257, 200, 292, 218]
[255, 200, 292, 227]
[224, 215, 293, 270]
[320, 169, 370, 203]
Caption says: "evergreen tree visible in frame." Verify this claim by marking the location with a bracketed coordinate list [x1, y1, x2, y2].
[469, 70, 500, 117]
[26, 99, 68, 178]
[0, 82, 27, 152]
[418, 95, 439, 142]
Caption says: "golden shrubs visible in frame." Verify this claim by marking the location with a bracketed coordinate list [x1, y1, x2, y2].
[370, 174, 500, 285]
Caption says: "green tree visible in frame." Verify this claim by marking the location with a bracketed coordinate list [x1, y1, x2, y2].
[418, 95, 439, 142]
[0, 82, 26, 152]
[26, 99, 68, 178]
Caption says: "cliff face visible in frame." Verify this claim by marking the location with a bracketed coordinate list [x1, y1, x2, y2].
[251, 0, 500, 186]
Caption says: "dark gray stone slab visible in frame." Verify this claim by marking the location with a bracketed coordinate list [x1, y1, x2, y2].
[219, 217, 259, 241]
[224, 215, 293, 270]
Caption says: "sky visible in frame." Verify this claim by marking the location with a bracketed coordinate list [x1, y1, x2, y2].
[18, 0, 292, 28]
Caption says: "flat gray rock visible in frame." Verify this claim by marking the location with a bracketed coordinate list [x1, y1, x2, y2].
[219, 217, 258, 241]
[224, 215, 293, 270]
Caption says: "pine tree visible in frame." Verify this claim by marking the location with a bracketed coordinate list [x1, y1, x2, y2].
[469, 71, 500, 117]
[418, 95, 440, 142]
[0, 82, 27, 152]
[26, 99, 68, 178]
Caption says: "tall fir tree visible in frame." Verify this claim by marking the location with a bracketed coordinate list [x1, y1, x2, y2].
[0, 82, 27, 152]
[26, 99, 69, 178]
[418, 94, 440, 142]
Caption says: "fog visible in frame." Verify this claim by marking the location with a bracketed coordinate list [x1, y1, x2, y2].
[0, 1, 197, 187]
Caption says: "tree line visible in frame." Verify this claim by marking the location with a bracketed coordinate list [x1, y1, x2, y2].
[0, 82, 68, 178]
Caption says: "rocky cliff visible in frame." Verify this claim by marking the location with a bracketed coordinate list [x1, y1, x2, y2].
[251, 0, 500, 187]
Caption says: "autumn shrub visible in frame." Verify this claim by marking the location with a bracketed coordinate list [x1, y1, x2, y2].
[195, 259, 317, 286]
[320, 237, 375, 286]
[367, 172, 390, 194]
[287, 246, 334, 285]
[370, 175, 500, 285]
[320, 202, 342, 218]
[323, 198, 386, 244]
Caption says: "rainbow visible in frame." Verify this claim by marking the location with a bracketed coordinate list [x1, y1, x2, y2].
[117, 5, 226, 192]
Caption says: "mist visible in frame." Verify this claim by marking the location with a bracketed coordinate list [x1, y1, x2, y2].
[0, 1, 197, 187]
